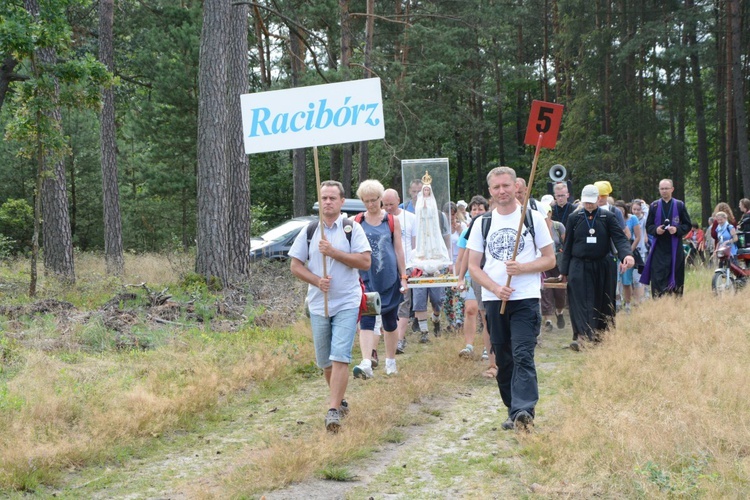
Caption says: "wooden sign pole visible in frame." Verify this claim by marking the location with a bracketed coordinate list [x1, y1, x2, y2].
[500, 132, 543, 315]
[313, 146, 329, 317]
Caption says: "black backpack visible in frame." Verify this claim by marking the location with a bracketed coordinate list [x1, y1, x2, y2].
[306, 218, 354, 251]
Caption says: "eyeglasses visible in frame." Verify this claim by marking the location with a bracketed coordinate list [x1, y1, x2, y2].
[363, 198, 381, 205]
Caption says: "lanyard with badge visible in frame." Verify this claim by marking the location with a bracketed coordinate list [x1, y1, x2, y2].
[585, 208, 598, 244]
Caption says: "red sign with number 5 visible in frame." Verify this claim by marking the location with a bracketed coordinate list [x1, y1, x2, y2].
[524, 100, 564, 149]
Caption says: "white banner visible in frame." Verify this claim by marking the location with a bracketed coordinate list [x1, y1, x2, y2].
[241, 78, 385, 154]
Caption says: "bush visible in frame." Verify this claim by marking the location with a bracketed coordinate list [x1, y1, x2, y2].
[0, 234, 15, 261]
[0, 199, 33, 254]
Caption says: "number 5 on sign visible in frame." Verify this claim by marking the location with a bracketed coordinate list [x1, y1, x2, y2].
[524, 100, 564, 149]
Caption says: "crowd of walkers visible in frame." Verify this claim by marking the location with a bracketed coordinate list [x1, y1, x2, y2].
[289, 171, 750, 434]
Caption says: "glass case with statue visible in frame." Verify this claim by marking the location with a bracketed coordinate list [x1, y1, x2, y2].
[401, 158, 457, 288]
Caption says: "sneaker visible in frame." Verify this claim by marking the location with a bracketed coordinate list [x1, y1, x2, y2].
[371, 349, 379, 368]
[419, 332, 430, 344]
[385, 360, 398, 375]
[624, 303, 632, 314]
[556, 312, 565, 329]
[338, 399, 350, 418]
[325, 408, 341, 433]
[501, 417, 514, 430]
[396, 339, 406, 354]
[545, 320, 553, 332]
[482, 348, 489, 361]
[459, 345, 474, 358]
[353, 362, 374, 379]
[513, 410, 534, 433]
[570, 340, 580, 352]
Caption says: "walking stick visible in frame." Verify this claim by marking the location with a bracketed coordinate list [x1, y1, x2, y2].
[313, 145, 329, 317]
[500, 132, 544, 315]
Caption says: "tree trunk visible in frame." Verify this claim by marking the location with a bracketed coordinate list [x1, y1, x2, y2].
[0, 56, 24, 113]
[196, 0, 229, 288]
[358, 0, 375, 184]
[24, 0, 76, 284]
[686, 0, 711, 225]
[252, 5, 270, 89]
[227, 0, 251, 279]
[339, 0, 353, 194]
[330, 145, 341, 180]
[729, 0, 750, 197]
[724, 3, 733, 202]
[289, 18, 307, 217]
[99, 0, 124, 276]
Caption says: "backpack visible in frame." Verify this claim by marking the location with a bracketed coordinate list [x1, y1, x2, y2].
[479, 207, 537, 267]
[353, 212, 395, 242]
[306, 218, 354, 249]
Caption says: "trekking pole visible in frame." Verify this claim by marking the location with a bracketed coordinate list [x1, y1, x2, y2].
[313, 145, 329, 317]
[500, 132, 544, 315]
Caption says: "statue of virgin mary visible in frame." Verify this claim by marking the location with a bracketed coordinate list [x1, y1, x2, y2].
[408, 172, 452, 273]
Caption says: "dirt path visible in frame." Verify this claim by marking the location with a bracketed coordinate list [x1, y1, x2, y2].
[47, 324, 576, 499]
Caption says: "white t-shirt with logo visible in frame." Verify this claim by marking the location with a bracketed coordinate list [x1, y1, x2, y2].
[466, 206, 553, 302]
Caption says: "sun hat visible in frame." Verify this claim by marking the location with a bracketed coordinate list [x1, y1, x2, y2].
[594, 180, 612, 196]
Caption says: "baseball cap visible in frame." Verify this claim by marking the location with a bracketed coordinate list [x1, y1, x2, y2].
[581, 185, 600, 204]
[540, 194, 554, 205]
[594, 180, 612, 196]
[457, 200, 468, 209]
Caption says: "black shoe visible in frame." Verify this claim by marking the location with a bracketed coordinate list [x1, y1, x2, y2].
[419, 332, 430, 344]
[544, 320, 553, 332]
[411, 317, 420, 333]
[514, 410, 533, 433]
[556, 312, 565, 329]
[570, 340, 580, 351]
[432, 316, 441, 336]
[371, 349, 379, 368]
[501, 417, 514, 430]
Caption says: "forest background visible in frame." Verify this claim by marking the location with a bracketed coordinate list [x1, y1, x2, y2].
[0, 0, 749, 286]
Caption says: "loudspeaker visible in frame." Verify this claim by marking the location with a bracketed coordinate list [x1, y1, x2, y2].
[549, 164, 567, 182]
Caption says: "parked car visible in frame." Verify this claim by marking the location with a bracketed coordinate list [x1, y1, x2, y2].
[251, 199, 367, 261]
[250, 216, 316, 261]
[311, 198, 366, 215]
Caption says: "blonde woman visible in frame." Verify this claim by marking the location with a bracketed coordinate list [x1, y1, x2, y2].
[352, 180, 408, 378]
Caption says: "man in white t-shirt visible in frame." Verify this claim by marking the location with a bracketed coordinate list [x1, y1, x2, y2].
[383, 188, 416, 354]
[467, 167, 556, 433]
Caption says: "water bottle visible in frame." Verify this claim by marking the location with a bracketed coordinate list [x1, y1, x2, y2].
[739, 232, 746, 248]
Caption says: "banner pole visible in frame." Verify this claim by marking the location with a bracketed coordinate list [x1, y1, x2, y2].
[500, 132, 544, 315]
[313, 146, 329, 317]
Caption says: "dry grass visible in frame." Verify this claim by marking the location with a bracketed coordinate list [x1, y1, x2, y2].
[528, 271, 750, 497]
[224, 337, 476, 496]
[0, 324, 314, 491]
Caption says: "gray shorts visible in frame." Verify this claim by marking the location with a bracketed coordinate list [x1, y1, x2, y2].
[412, 287, 445, 312]
[461, 277, 485, 312]
[398, 289, 412, 318]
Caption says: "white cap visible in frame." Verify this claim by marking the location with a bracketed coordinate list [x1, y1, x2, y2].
[580, 184, 599, 204]
[540, 194, 554, 205]
[457, 200, 468, 208]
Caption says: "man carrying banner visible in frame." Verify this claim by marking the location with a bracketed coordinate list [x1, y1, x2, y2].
[289, 180, 372, 433]
[467, 167, 556, 432]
